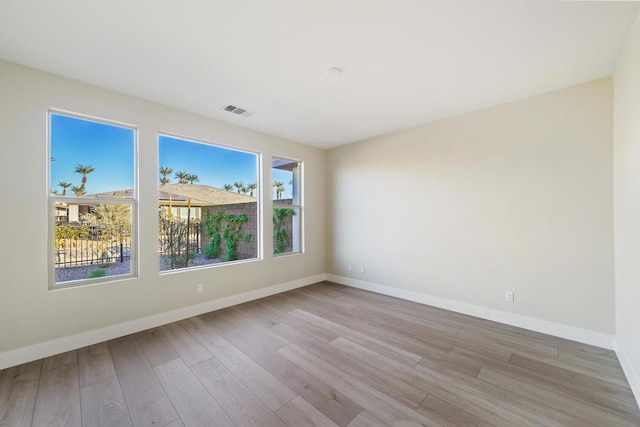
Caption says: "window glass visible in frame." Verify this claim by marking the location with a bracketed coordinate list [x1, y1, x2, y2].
[159, 135, 259, 271]
[272, 157, 302, 255]
[50, 112, 136, 287]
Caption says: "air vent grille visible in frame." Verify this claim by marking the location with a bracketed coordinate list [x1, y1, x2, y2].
[222, 104, 255, 117]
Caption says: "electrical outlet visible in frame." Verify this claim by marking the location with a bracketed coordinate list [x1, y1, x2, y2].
[505, 291, 514, 302]
[360, 266, 365, 273]
[196, 284, 203, 294]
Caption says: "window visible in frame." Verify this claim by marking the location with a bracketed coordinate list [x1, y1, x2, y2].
[272, 157, 302, 255]
[49, 112, 136, 288]
[158, 135, 259, 271]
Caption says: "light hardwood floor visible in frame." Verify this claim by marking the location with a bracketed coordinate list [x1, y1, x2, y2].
[1, 281, 638, 426]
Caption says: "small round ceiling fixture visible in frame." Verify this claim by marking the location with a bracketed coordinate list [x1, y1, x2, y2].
[327, 67, 344, 77]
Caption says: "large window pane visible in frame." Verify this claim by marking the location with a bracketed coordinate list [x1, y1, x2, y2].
[158, 135, 259, 271]
[49, 112, 136, 287]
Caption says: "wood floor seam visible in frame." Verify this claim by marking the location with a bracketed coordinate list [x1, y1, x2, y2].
[0, 280, 637, 427]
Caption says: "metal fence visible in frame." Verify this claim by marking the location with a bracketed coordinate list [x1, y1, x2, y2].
[55, 221, 203, 268]
[55, 223, 131, 268]
[158, 221, 201, 256]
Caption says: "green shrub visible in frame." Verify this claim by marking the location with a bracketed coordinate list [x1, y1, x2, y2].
[273, 208, 294, 254]
[204, 211, 250, 261]
[88, 268, 107, 278]
[203, 239, 219, 259]
[159, 213, 196, 269]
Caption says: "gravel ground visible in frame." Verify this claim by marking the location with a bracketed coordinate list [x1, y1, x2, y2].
[159, 254, 223, 271]
[55, 261, 132, 283]
[56, 254, 225, 283]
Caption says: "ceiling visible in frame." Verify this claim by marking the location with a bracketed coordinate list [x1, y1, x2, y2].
[0, 1, 638, 149]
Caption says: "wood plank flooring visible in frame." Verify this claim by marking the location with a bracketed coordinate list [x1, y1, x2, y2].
[1, 281, 638, 426]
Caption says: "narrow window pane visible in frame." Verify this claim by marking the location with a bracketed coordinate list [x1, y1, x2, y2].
[158, 135, 259, 271]
[273, 207, 300, 255]
[272, 157, 302, 255]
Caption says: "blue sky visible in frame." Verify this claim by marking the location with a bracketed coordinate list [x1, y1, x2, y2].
[50, 114, 291, 199]
[159, 135, 258, 194]
[160, 136, 292, 199]
[50, 114, 134, 195]
[272, 168, 293, 200]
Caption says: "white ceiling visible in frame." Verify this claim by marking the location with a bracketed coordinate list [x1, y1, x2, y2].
[0, 1, 638, 149]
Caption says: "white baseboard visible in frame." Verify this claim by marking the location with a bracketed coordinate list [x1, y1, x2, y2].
[327, 274, 616, 350]
[0, 273, 327, 370]
[615, 340, 640, 409]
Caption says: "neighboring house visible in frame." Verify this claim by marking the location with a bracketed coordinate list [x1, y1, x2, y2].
[158, 183, 256, 221]
[59, 183, 256, 223]
[54, 203, 69, 222]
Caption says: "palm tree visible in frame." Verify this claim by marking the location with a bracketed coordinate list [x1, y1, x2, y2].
[187, 174, 199, 184]
[71, 185, 86, 196]
[58, 181, 72, 196]
[247, 182, 257, 197]
[159, 166, 173, 185]
[174, 171, 189, 184]
[74, 164, 95, 191]
[273, 181, 285, 199]
[159, 166, 175, 218]
[223, 184, 233, 192]
[233, 181, 244, 193]
[240, 186, 249, 195]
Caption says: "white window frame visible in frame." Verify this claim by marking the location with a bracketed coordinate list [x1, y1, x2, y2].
[272, 156, 303, 256]
[47, 110, 138, 290]
[157, 132, 262, 274]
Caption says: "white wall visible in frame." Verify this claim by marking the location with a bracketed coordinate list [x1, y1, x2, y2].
[0, 60, 326, 357]
[327, 78, 614, 335]
[613, 13, 640, 400]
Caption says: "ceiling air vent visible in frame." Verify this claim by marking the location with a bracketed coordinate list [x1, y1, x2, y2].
[222, 104, 255, 118]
